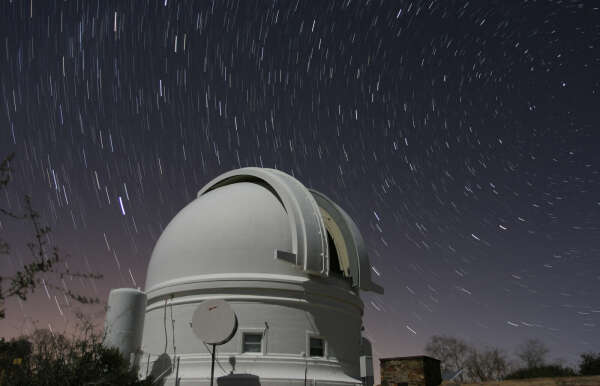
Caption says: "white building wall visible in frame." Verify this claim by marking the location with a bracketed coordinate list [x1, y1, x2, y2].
[140, 277, 363, 385]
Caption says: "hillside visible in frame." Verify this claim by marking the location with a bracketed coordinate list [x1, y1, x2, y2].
[443, 375, 600, 386]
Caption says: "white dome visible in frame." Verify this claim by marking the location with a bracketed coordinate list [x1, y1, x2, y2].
[145, 181, 299, 292]
[144, 167, 383, 296]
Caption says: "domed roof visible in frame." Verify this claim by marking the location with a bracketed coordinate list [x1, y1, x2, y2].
[145, 168, 383, 295]
[145, 181, 296, 292]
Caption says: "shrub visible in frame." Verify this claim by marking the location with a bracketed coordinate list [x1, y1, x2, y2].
[0, 329, 152, 385]
[505, 364, 576, 380]
[579, 352, 600, 376]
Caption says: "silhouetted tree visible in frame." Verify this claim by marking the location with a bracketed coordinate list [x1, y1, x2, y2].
[0, 153, 101, 319]
[579, 352, 600, 376]
[425, 335, 470, 381]
[0, 323, 152, 385]
[515, 338, 549, 369]
[464, 346, 509, 382]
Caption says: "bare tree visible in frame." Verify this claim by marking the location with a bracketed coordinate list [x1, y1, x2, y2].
[465, 346, 509, 382]
[425, 335, 470, 381]
[0, 153, 101, 319]
[516, 338, 549, 369]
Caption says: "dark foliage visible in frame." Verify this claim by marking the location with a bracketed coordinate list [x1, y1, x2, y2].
[505, 364, 576, 380]
[0, 329, 152, 385]
[579, 352, 600, 376]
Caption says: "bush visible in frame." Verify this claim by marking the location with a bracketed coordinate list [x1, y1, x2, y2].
[0, 329, 152, 386]
[0, 337, 32, 382]
[505, 364, 576, 380]
[579, 352, 600, 376]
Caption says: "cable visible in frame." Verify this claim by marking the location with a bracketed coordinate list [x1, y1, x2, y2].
[202, 341, 226, 374]
[263, 321, 269, 352]
[304, 353, 308, 386]
[163, 298, 168, 353]
[170, 298, 176, 358]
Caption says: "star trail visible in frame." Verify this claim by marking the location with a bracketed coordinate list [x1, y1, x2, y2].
[1, 0, 599, 372]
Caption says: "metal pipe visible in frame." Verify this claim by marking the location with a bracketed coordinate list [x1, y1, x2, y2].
[210, 344, 216, 386]
[175, 356, 180, 386]
[145, 353, 150, 377]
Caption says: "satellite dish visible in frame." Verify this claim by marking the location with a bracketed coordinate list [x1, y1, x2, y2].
[192, 299, 238, 345]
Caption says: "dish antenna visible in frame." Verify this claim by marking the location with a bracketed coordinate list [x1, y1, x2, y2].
[192, 299, 238, 385]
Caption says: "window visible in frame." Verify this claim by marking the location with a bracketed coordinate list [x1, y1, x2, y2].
[309, 337, 324, 357]
[242, 333, 262, 353]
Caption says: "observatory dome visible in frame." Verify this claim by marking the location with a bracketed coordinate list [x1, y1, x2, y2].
[145, 180, 299, 291]
[145, 167, 383, 297]
[105, 167, 384, 385]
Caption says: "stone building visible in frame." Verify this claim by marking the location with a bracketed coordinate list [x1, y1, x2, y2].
[380, 356, 442, 386]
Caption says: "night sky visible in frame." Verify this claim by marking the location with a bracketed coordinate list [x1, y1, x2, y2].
[1, 0, 599, 374]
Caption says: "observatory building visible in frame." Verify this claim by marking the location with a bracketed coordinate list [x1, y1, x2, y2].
[104, 167, 383, 385]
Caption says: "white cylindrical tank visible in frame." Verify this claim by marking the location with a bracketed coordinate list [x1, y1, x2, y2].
[104, 288, 147, 363]
[360, 336, 374, 386]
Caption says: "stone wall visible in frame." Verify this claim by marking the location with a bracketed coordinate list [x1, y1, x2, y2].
[380, 356, 442, 386]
